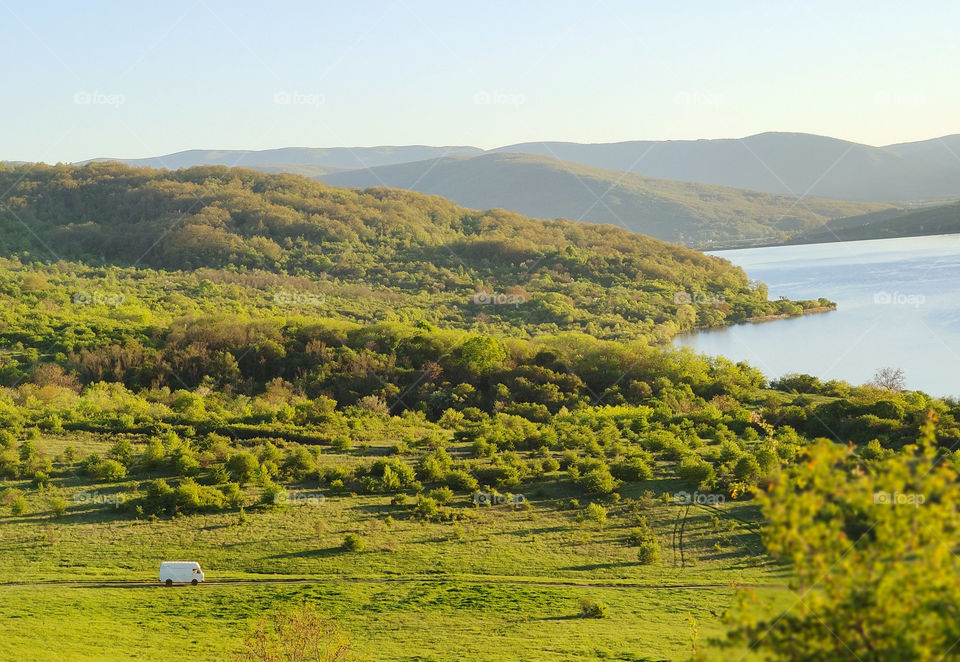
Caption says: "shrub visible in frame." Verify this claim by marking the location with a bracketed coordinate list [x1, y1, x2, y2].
[426, 487, 454, 505]
[417, 449, 452, 482]
[228, 452, 260, 484]
[676, 455, 714, 485]
[612, 456, 653, 481]
[635, 539, 660, 564]
[586, 502, 607, 528]
[331, 435, 352, 452]
[579, 598, 609, 619]
[175, 478, 226, 512]
[32, 471, 50, 489]
[443, 469, 478, 492]
[341, 533, 365, 552]
[283, 447, 317, 480]
[356, 395, 389, 415]
[413, 496, 440, 521]
[541, 457, 560, 473]
[220, 482, 244, 508]
[577, 466, 620, 495]
[91, 459, 127, 482]
[48, 496, 69, 518]
[10, 495, 28, 516]
[261, 482, 287, 506]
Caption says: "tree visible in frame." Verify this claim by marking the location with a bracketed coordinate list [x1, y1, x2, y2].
[870, 367, 905, 392]
[456, 336, 507, 377]
[724, 413, 960, 661]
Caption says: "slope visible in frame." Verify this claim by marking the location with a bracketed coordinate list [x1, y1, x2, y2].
[0, 161, 830, 342]
[319, 152, 892, 247]
[788, 200, 960, 244]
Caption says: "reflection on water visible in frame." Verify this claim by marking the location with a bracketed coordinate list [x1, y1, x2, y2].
[674, 233, 960, 397]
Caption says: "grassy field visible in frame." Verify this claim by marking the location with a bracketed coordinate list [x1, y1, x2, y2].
[0, 431, 791, 661]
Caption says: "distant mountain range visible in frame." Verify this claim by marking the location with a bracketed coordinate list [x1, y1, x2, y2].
[490, 133, 960, 202]
[317, 152, 891, 246]
[80, 146, 482, 170]
[57, 132, 960, 247]
[81, 133, 960, 203]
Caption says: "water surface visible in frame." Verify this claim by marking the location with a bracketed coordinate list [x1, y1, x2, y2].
[674, 234, 960, 397]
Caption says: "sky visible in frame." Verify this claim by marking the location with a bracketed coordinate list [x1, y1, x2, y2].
[3, 0, 959, 163]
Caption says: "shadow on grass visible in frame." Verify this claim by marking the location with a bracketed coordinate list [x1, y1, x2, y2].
[559, 561, 636, 572]
[266, 546, 352, 560]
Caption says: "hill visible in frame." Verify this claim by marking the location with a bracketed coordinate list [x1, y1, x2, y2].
[492, 132, 960, 202]
[885, 134, 960, 169]
[318, 152, 892, 247]
[788, 200, 960, 244]
[0, 161, 832, 343]
[81, 145, 483, 170]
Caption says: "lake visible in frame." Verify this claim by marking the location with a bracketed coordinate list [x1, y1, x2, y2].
[674, 233, 960, 398]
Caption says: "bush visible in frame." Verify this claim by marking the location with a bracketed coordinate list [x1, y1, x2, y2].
[426, 487, 454, 505]
[10, 494, 28, 516]
[413, 496, 441, 521]
[341, 533, 365, 552]
[443, 469, 478, 492]
[579, 598, 609, 619]
[228, 452, 260, 484]
[48, 496, 69, 517]
[417, 448, 452, 482]
[612, 456, 653, 481]
[331, 435, 352, 452]
[32, 471, 50, 489]
[637, 540, 661, 565]
[586, 502, 607, 527]
[283, 447, 317, 480]
[676, 455, 714, 485]
[356, 395, 389, 414]
[261, 482, 286, 506]
[220, 482, 244, 508]
[541, 457, 560, 473]
[577, 466, 620, 495]
[91, 459, 127, 482]
[175, 478, 226, 512]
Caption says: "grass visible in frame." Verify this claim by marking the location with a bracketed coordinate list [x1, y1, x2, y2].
[0, 432, 791, 660]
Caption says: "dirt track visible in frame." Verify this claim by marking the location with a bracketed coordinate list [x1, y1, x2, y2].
[0, 576, 788, 591]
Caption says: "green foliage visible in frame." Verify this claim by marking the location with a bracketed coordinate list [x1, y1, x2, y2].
[577, 465, 620, 495]
[47, 496, 69, 518]
[676, 456, 713, 486]
[341, 533, 365, 552]
[586, 502, 607, 528]
[725, 414, 959, 660]
[579, 598, 609, 619]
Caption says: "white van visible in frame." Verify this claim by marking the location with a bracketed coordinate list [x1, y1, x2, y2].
[159, 561, 205, 586]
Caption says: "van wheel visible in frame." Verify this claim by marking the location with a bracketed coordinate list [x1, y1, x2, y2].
[165, 579, 173, 587]
[191, 579, 198, 586]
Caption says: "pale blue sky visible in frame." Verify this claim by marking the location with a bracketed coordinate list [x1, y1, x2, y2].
[3, 0, 958, 163]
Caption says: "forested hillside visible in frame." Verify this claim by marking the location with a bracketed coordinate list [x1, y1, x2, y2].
[788, 200, 960, 244]
[0, 162, 830, 343]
